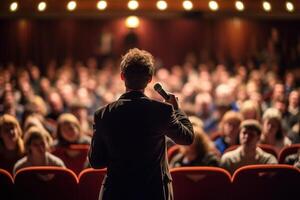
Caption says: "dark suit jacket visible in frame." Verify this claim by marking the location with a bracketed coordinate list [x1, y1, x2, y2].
[89, 90, 194, 200]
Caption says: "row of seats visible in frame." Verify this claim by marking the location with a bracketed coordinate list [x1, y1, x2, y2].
[1, 165, 299, 200]
[168, 143, 300, 163]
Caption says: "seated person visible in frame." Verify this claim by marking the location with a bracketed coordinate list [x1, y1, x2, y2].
[54, 113, 91, 147]
[0, 114, 25, 174]
[220, 119, 278, 174]
[169, 126, 220, 168]
[214, 111, 243, 154]
[288, 120, 300, 144]
[13, 126, 65, 175]
[260, 108, 291, 154]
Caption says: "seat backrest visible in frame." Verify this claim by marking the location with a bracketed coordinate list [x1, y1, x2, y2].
[278, 144, 300, 164]
[232, 164, 300, 200]
[171, 167, 232, 200]
[167, 145, 180, 162]
[14, 166, 78, 200]
[257, 144, 278, 158]
[0, 169, 14, 200]
[78, 168, 107, 200]
[52, 144, 89, 174]
[224, 144, 278, 159]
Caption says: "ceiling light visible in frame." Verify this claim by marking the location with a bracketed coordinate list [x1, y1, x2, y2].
[157, 1, 168, 10]
[10, 2, 18, 12]
[209, 1, 219, 11]
[97, 1, 107, 10]
[183, 1, 193, 11]
[235, 1, 244, 11]
[38, 2, 47, 12]
[286, 2, 294, 12]
[67, 1, 77, 11]
[262, 1, 271, 12]
[128, 0, 139, 10]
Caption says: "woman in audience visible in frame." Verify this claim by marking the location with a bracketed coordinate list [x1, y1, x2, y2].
[240, 100, 261, 121]
[0, 114, 25, 173]
[169, 126, 220, 168]
[13, 126, 65, 175]
[220, 120, 278, 174]
[260, 108, 291, 153]
[54, 113, 91, 147]
[214, 111, 243, 154]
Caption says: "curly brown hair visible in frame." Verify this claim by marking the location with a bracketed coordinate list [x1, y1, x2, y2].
[120, 48, 155, 90]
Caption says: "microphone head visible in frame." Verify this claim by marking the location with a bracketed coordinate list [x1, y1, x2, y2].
[153, 83, 162, 91]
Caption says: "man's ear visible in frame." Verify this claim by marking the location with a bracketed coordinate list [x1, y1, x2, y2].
[121, 72, 125, 81]
[148, 76, 152, 83]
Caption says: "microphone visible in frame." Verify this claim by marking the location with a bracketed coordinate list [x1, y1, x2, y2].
[154, 83, 170, 100]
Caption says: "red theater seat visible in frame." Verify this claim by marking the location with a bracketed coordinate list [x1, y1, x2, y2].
[171, 167, 232, 200]
[78, 168, 107, 200]
[52, 144, 89, 174]
[278, 144, 300, 164]
[0, 169, 14, 200]
[14, 166, 78, 200]
[232, 164, 300, 200]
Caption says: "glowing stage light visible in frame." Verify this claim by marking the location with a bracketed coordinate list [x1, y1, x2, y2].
[67, 1, 77, 11]
[157, 1, 168, 10]
[38, 2, 47, 12]
[286, 2, 294, 12]
[10, 2, 18, 12]
[209, 1, 219, 11]
[128, 0, 139, 10]
[262, 1, 271, 12]
[125, 16, 140, 28]
[97, 1, 107, 10]
[183, 1, 193, 11]
[235, 1, 245, 11]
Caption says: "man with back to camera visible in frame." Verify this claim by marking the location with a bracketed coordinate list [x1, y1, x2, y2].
[89, 48, 194, 200]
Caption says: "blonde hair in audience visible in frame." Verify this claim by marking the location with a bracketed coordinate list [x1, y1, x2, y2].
[240, 100, 261, 121]
[23, 126, 53, 153]
[0, 114, 25, 155]
[56, 113, 82, 140]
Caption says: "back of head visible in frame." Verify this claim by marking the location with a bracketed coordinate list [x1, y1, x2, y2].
[120, 48, 154, 90]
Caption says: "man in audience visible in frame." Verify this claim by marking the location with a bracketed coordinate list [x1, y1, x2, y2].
[220, 119, 277, 174]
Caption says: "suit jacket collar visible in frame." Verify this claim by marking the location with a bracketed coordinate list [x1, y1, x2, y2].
[119, 90, 148, 100]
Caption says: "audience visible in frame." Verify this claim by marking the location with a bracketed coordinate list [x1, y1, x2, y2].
[0, 114, 25, 173]
[260, 108, 291, 153]
[214, 111, 243, 154]
[54, 113, 91, 147]
[220, 120, 278, 174]
[170, 126, 220, 168]
[13, 126, 65, 175]
[0, 43, 300, 175]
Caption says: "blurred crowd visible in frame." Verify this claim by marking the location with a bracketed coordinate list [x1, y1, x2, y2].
[1, 49, 300, 175]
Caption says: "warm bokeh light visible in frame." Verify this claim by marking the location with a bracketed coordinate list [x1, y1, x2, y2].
[262, 1, 271, 12]
[38, 2, 47, 12]
[128, 0, 139, 10]
[125, 16, 140, 28]
[235, 1, 244, 11]
[208, 1, 219, 11]
[156, 1, 168, 10]
[67, 1, 77, 11]
[183, 1, 193, 11]
[286, 2, 294, 12]
[97, 0, 107, 10]
[10, 2, 18, 12]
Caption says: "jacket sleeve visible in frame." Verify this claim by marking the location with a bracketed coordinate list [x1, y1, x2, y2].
[165, 107, 194, 145]
[88, 111, 108, 168]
